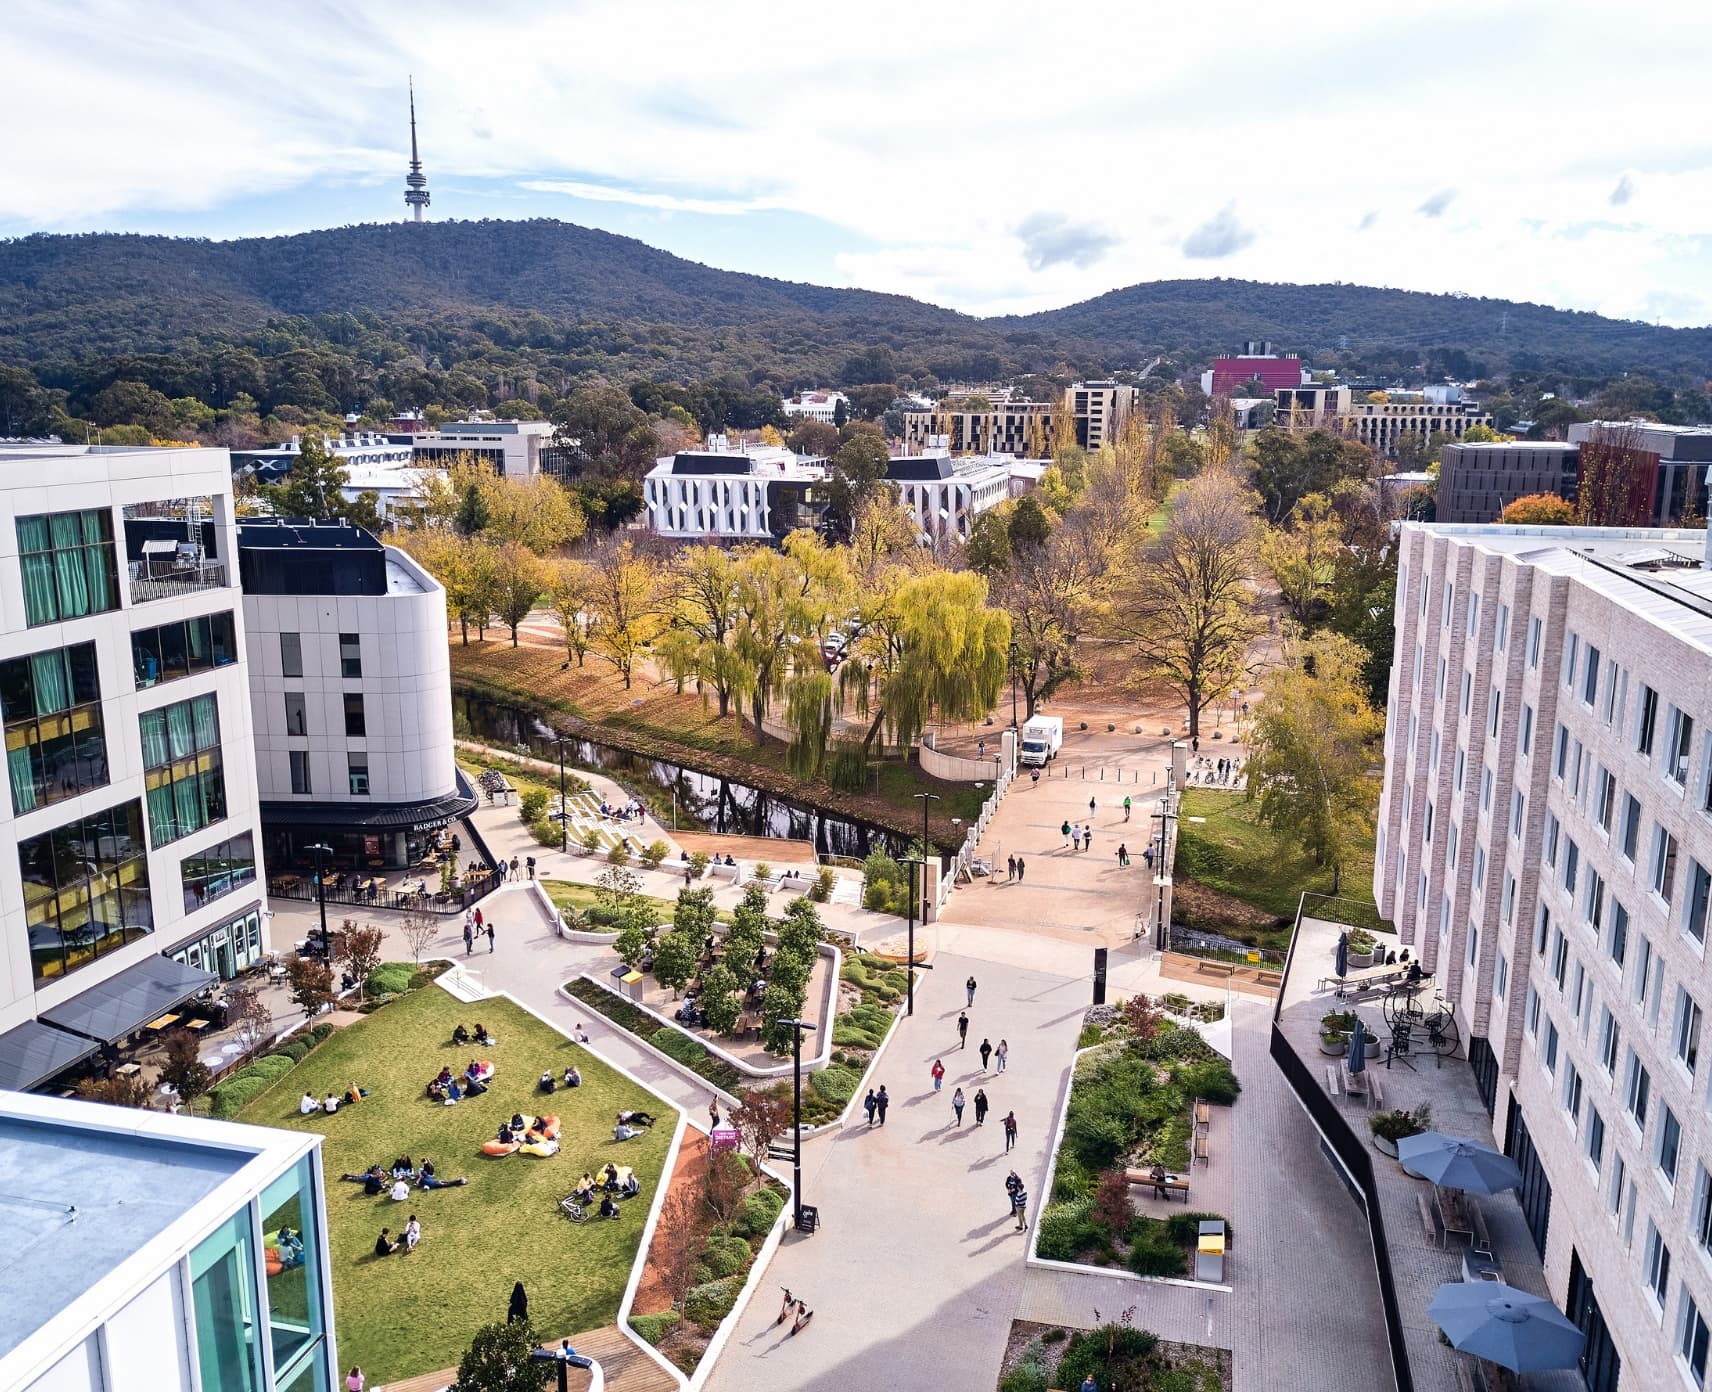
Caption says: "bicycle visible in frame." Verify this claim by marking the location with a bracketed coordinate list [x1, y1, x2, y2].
[1423, 996, 1461, 1058]
[558, 1196, 588, 1223]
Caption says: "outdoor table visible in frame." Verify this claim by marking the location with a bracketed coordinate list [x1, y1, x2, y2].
[114, 1061, 142, 1077]
[145, 1012, 181, 1032]
[1461, 1247, 1502, 1283]
[1436, 1187, 1475, 1246]
[185, 1019, 212, 1034]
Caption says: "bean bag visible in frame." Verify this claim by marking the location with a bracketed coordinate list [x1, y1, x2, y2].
[540, 1115, 561, 1140]
[519, 1138, 560, 1158]
[264, 1249, 284, 1278]
[481, 1140, 520, 1158]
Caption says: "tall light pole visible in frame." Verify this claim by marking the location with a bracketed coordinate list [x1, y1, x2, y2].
[530, 1341, 594, 1391]
[307, 843, 333, 950]
[1008, 642, 1020, 730]
[552, 736, 571, 854]
[910, 792, 939, 1014]
[782, 1017, 817, 1231]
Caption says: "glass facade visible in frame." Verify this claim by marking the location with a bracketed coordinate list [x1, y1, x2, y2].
[1, 641, 108, 814]
[19, 799, 152, 984]
[170, 905, 263, 980]
[132, 610, 239, 690]
[141, 693, 227, 848]
[190, 1209, 262, 1392]
[259, 1157, 328, 1383]
[182, 832, 258, 912]
[16, 509, 120, 626]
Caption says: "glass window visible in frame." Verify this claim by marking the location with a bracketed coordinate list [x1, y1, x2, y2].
[1668, 708, 1696, 786]
[339, 633, 361, 678]
[1554, 722, 1569, 778]
[1682, 1290, 1709, 1387]
[1496, 950, 1509, 999]
[260, 1155, 328, 1382]
[1626, 1051, 1651, 1128]
[1688, 861, 1712, 946]
[1586, 1106, 1604, 1173]
[284, 692, 307, 738]
[1639, 684, 1660, 755]
[281, 632, 302, 678]
[1676, 989, 1703, 1076]
[1653, 826, 1680, 905]
[1583, 645, 1601, 705]
[190, 1209, 262, 1392]
[1563, 633, 1579, 690]
[1521, 703, 1534, 755]
[1596, 770, 1617, 831]
[1660, 1106, 1683, 1184]
[141, 694, 226, 848]
[343, 694, 365, 738]
[1609, 901, 1629, 969]
[1543, 1019, 1560, 1075]
[133, 611, 237, 690]
[15, 509, 120, 626]
[1527, 616, 1542, 667]
[1645, 1220, 1671, 1306]
[348, 753, 369, 796]
[181, 832, 257, 912]
[18, 799, 152, 984]
[290, 751, 312, 795]
[2, 642, 108, 815]
[1621, 794, 1642, 861]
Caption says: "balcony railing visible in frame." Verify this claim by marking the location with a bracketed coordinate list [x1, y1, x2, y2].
[129, 559, 228, 605]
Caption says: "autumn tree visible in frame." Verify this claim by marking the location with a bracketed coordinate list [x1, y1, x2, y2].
[159, 1028, 214, 1104]
[1245, 630, 1384, 891]
[336, 921, 385, 987]
[227, 984, 274, 1057]
[400, 530, 498, 643]
[1261, 492, 1342, 625]
[824, 432, 893, 539]
[732, 533, 849, 747]
[661, 545, 748, 716]
[787, 418, 839, 457]
[75, 1073, 153, 1109]
[731, 1086, 794, 1170]
[286, 956, 336, 1021]
[652, 1186, 703, 1312]
[1105, 470, 1262, 739]
[585, 539, 664, 688]
[491, 542, 549, 646]
[546, 557, 598, 666]
[1499, 492, 1577, 526]
[996, 523, 1104, 718]
[478, 473, 585, 553]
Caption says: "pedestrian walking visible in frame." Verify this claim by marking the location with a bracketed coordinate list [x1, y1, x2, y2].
[875, 1085, 889, 1125]
[463, 918, 474, 955]
[1123, 795, 1132, 822]
[931, 1059, 945, 1092]
[509, 855, 520, 881]
[974, 1088, 989, 1125]
[1084, 825, 1094, 854]
[996, 1038, 1008, 1073]
[486, 923, 495, 954]
[1031, 767, 1040, 786]
[1005, 1169, 1022, 1215]
[1003, 1110, 1018, 1152]
[1012, 1184, 1029, 1230]
[1007, 854, 1016, 882]
[966, 975, 978, 1007]
[1016, 857, 1025, 882]
[979, 1037, 992, 1071]
[1117, 843, 1129, 867]
[952, 1086, 965, 1126]
[1088, 795, 1096, 819]
[1071, 825, 1082, 852]
[957, 1012, 969, 1049]
[1143, 845, 1155, 869]
[978, 738, 986, 759]
[864, 1089, 878, 1126]
[474, 907, 484, 935]
[685, 865, 693, 885]
[1060, 819, 1071, 848]
[708, 1097, 720, 1129]
[525, 855, 536, 880]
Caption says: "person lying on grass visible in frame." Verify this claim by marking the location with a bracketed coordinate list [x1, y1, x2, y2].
[416, 1158, 468, 1189]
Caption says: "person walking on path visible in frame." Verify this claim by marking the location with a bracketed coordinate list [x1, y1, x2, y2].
[486, 923, 495, 954]
[973, 1088, 989, 1126]
[965, 975, 978, 1007]
[509, 855, 520, 881]
[1016, 857, 1025, 882]
[1089, 795, 1096, 820]
[995, 1039, 1008, 1073]
[875, 1085, 889, 1125]
[474, 907, 484, 936]
[1003, 1110, 1018, 1152]
[1005, 1169, 1022, 1215]
[1070, 825, 1082, 853]
[1060, 819, 1072, 848]
[1084, 825, 1094, 855]
[979, 1037, 992, 1071]
[864, 1089, 878, 1126]
[463, 916, 474, 955]
[1117, 843, 1129, 867]
[1007, 854, 1016, 882]
[1031, 767, 1040, 786]
[526, 855, 535, 880]
[952, 1086, 965, 1126]
[1012, 1183, 1029, 1231]
[931, 1059, 945, 1092]
[957, 1012, 969, 1049]
[708, 1097, 720, 1130]
[1123, 795, 1132, 822]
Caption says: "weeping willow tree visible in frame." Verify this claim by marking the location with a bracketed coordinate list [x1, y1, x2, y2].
[785, 670, 836, 778]
[841, 570, 1010, 755]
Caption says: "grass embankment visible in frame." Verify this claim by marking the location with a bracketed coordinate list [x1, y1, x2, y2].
[237, 987, 671, 1385]
[1173, 788, 1383, 952]
[449, 640, 989, 836]
[540, 878, 723, 927]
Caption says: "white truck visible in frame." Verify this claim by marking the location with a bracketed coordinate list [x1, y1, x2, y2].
[1018, 714, 1063, 767]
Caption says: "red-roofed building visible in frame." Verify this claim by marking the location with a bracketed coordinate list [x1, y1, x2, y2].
[1209, 356, 1305, 396]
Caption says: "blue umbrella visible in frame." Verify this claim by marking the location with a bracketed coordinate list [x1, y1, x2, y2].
[1335, 931, 1349, 978]
[1397, 1132, 1523, 1194]
[1428, 1281, 1584, 1372]
[1346, 1012, 1367, 1076]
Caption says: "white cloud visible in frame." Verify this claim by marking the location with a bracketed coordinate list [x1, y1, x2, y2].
[2, 0, 1712, 323]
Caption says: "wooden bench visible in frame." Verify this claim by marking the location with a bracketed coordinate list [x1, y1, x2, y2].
[1194, 1099, 1212, 1129]
[1417, 1191, 1443, 1246]
[1469, 1199, 1492, 1257]
[1195, 959, 1236, 979]
[1367, 1072, 1385, 1110]
[1323, 1064, 1341, 1097]
[1123, 1169, 1191, 1201]
[1194, 1132, 1211, 1167]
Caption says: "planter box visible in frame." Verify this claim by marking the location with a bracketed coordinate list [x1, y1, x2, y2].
[1320, 1036, 1346, 1056]
[1373, 1135, 1399, 1157]
[1348, 951, 1376, 969]
[1364, 1035, 1381, 1060]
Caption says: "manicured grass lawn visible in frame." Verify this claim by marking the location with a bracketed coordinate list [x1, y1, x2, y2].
[1174, 787, 1383, 948]
[540, 878, 734, 927]
[238, 987, 674, 1385]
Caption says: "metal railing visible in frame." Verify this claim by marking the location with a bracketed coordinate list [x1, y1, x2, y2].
[130, 560, 229, 605]
[269, 868, 502, 917]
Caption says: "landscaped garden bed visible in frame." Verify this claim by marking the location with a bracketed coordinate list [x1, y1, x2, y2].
[1040, 1000, 1239, 1276]
[237, 984, 673, 1386]
[999, 1319, 1230, 1392]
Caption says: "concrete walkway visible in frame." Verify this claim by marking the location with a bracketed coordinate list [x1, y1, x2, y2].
[701, 948, 1088, 1392]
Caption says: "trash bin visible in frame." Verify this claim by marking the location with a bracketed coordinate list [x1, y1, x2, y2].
[795, 1204, 819, 1234]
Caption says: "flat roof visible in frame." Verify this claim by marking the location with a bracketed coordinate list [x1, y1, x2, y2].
[385, 553, 427, 595]
[237, 518, 384, 551]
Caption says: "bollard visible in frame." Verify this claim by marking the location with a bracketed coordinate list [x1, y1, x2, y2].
[1100, 767, 1105, 780]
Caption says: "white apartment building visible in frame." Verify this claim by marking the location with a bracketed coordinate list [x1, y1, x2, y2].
[1065, 380, 1137, 451]
[0, 1092, 336, 1392]
[1348, 398, 1493, 456]
[781, 391, 848, 423]
[237, 519, 470, 874]
[890, 453, 1019, 544]
[410, 418, 553, 477]
[0, 444, 267, 1090]
[1376, 521, 1712, 1392]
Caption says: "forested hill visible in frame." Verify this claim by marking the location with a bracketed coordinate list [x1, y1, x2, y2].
[1004, 278, 1712, 378]
[1, 219, 1708, 381]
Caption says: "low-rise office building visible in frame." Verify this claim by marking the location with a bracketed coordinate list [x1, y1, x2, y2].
[1568, 422, 1712, 527]
[410, 418, 553, 477]
[1348, 398, 1493, 456]
[0, 443, 267, 1090]
[782, 391, 848, 423]
[231, 433, 415, 488]
[237, 518, 471, 874]
[1274, 384, 1353, 429]
[0, 1091, 336, 1392]
[1376, 520, 1712, 1392]
[899, 399, 1053, 456]
[1437, 441, 1581, 524]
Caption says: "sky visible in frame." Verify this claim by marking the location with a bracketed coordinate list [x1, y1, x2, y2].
[6, 0, 1712, 327]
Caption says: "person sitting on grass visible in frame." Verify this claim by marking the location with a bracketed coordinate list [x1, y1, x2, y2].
[498, 1123, 516, 1146]
[390, 1177, 410, 1202]
[444, 1077, 463, 1103]
[617, 1110, 657, 1128]
[427, 1078, 446, 1101]
[323, 1093, 340, 1114]
[621, 1172, 641, 1199]
[509, 1113, 527, 1135]
[300, 1091, 318, 1115]
[364, 1168, 387, 1196]
[277, 1227, 305, 1269]
[573, 1173, 596, 1204]
[373, 1228, 398, 1257]
[538, 1070, 557, 1094]
[613, 1121, 641, 1142]
[391, 1155, 415, 1179]
[563, 1065, 581, 1088]
[598, 1195, 620, 1220]
[601, 1163, 620, 1191]
[341, 1164, 385, 1187]
[345, 1082, 369, 1104]
[452, 1023, 471, 1046]
[417, 1159, 469, 1189]
[403, 1214, 421, 1252]
[473, 1023, 496, 1045]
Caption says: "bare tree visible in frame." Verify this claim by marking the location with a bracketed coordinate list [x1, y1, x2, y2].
[227, 984, 274, 1058]
[729, 1087, 792, 1172]
[1576, 422, 1653, 526]
[398, 907, 439, 969]
[653, 1186, 702, 1311]
[1104, 470, 1263, 739]
[336, 921, 385, 987]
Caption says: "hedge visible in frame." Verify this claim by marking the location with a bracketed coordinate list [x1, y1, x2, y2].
[628, 1312, 681, 1347]
[365, 962, 415, 998]
[683, 1275, 744, 1331]
[808, 1064, 859, 1107]
[694, 1232, 753, 1282]
[735, 1187, 784, 1239]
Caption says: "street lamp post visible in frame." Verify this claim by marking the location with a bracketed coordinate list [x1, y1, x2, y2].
[552, 736, 571, 854]
[910, 792, 940, 1015]
[307, 843, 333, 950]
[529, 1341, 594, 1391]
[782, 1017, 817, 1230]
[1008, 643, 1020, 730]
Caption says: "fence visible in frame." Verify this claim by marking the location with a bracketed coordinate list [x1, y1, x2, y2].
[269, 869, 503, 917]
[945, 758, 1016, 905]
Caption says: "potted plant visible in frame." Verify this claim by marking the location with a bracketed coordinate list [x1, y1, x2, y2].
[1320, 1009, 1357, 1054]
[1369, 1104, 1432, 1157]
[1346, 929, 1378, 969]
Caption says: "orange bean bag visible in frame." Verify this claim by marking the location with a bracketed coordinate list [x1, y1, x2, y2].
[264, 1248, 284, 1277]
[541, 1114, 561, 1140]
[481, 1140, 520, 1158]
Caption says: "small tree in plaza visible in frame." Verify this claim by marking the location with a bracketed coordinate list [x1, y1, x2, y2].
[730, 1086, 793, 1170]
[227, 984, 274, 1058]
[159, 1028, 213, 1105]
[286, 957, 336, 1021]
[336, 921, 385, 987]
[449, 1319, 549, 1392]
[652, 930, 699, 999]
[699, 963, 742, 1036]
[398, 906, 439, 969]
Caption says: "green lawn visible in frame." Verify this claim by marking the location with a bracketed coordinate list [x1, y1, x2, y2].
[1174, 788, 1384, 948]
[541, 878, 733, 926]
[238, 988, 673, 1385]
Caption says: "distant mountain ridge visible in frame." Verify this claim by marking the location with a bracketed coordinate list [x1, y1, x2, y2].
[1, 218, 1707, 378]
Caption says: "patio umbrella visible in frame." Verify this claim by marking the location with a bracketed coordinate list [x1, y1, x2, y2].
[1346, 1013, 1367, 1076]
[1428, 1281, 1584, 1372]
[1396, 1132, 1523, 1194]
[1335, 931, 1349, 977]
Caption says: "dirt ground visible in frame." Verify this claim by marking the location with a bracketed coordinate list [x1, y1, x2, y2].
[632, 1134, 710, 1317]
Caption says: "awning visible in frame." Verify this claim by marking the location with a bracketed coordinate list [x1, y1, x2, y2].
[39, 954, 217, 1044]
[259, 784, 477, 834]
[0, 1020, 99, 1092]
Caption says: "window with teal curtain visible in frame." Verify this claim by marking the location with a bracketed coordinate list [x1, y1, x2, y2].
[16, 516, 56, 626]
[29, 651, 69, 716]
[139, 711, 169, 769]
[8, 745, 37, 813]
[49, 514, 92, 618]
[187, 617, 210, 667]
[173, 776, 202, 841]
[147, 781, 176, 847]
[192, 694, 219, 750]
[165, 702, 194, 760]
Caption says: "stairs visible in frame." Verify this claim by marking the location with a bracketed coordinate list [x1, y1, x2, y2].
[435, 967, 489, 1003]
